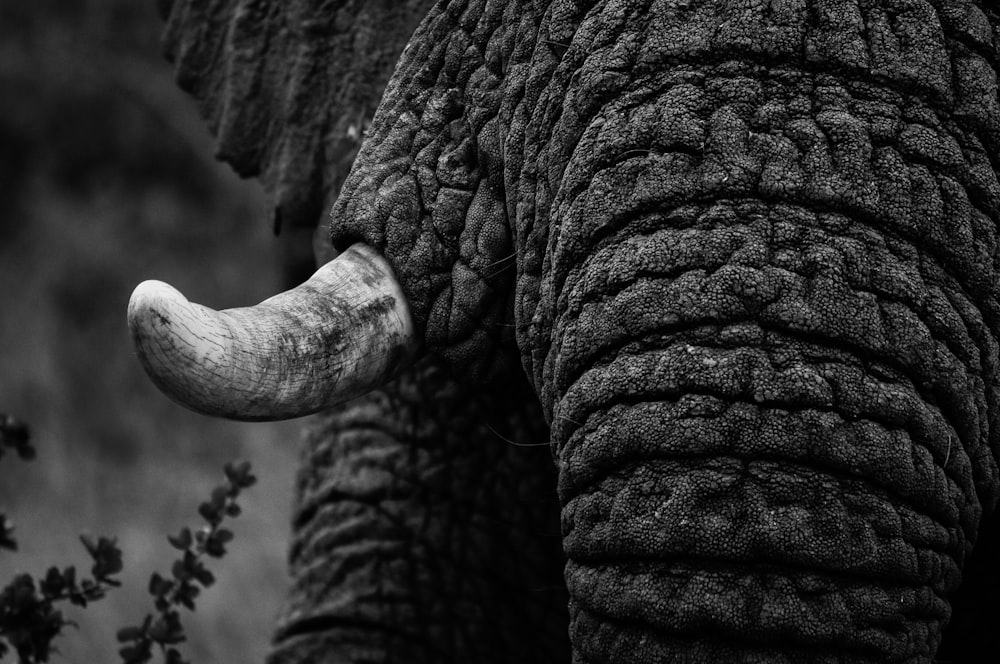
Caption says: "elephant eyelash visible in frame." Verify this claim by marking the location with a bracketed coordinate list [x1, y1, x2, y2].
[486, 423, 550, 447]
[552, 413, 583, 427]
[483, 252, 518, 280]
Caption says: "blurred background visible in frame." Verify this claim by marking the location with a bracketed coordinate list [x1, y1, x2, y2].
[0, 1, 304, 661]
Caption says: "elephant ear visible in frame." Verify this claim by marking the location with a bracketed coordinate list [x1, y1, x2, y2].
[156, 0, 435, 278]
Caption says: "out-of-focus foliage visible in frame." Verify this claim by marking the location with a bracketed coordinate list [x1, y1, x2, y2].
[1, 418, 259, 664]
[0, 1, 302, 662]
[1, 418, 123, 663]
[115, 461, 258, 664]
[0, 0, 220, 202]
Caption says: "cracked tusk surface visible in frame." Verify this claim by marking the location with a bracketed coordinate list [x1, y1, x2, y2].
[127, 243, 418, 420]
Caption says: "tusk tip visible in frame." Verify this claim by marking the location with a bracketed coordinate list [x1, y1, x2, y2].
[127, 280, 199, 346]
[126, 279, 204, 387]
[126, 279, 234, 418]
[126, 244, 418, 421]
[130, 279, 183, 298]
[129, 276, 185, 306]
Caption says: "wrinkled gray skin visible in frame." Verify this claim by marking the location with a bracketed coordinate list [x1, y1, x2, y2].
[160, 0, 1000, 662]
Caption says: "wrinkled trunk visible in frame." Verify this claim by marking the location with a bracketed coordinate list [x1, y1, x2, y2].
[517, 1, 1000, 662]
[548, 221, 982, 661]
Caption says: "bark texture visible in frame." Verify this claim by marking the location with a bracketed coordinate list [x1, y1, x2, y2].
[268, 359, 568, 664]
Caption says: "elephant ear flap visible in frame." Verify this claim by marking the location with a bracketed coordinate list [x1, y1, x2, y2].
[156, 0, 434, 258]
[160, 0, 279, 179]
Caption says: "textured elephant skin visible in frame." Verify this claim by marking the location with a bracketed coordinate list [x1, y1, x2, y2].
[269, 361, 568, 663]
[158, 0, 1000, 662]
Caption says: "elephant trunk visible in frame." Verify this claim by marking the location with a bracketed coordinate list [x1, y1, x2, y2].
[545, 205, 987, 661]
[513, 5, 1000, 660]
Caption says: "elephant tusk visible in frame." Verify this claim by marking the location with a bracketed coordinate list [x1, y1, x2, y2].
[127, 243, 418, 421]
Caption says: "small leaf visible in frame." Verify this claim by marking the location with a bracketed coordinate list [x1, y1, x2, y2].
[80, 534, 97, 555]
[88, 536, 123, 579]
[167, 527, 192, 551]
[192, 565, 214, 587]
[148, 611, 187, 645]
[197, 501, 220, 524]
[148, 572, 171, 598]
[147, 616, 169, 642]
[41, 566, 66, 597]
[223, 460, 256, 489]
[0, 414, 34, 459]
[210, 485, 228, 507]
[119, 639, 153, 664]
[171, 558, 190, 583]
[116, 625, 145, 643]
[165, 648, 190, 664]
[204, 528, 233, 558]
[175, 583, 200, 610]
[0, 514, 17, 551]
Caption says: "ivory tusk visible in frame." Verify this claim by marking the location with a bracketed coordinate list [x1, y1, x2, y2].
[127, 243, 418, 420]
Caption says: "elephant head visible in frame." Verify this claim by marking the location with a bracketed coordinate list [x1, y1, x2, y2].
[131, 0, 1000, 662]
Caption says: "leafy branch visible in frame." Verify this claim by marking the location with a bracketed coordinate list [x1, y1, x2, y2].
[1, 414, 257, 664]
[0, 537, 123, 663]
[0, 415, 33, 553]
[1, 415, 123, 663]
[116, 461, 256, 664]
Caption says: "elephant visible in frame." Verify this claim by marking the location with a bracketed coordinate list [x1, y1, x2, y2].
[129, 0, 1000, 662]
